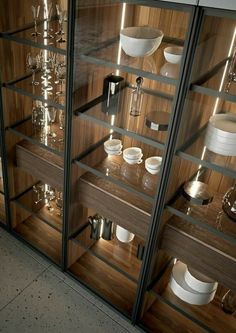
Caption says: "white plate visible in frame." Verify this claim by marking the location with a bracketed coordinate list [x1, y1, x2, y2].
[208, 113, 236, 137]
[205, 128, 236, 144]
[184, 267, 218, 293]
[169, 262, 216, 305]
[204, 136, 236, 149]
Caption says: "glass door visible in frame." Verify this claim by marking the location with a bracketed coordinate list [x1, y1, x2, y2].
[139, 8, 236, 332]
[67, 0, 193, 318]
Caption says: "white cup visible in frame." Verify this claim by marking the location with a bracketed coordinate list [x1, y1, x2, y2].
[116, 225, 135, 243]
[145, 156, 162, 174]
[104, 139, 122, 151]
[123, 147, 142, 159]
[104, 147, 122, 156]
[123, 155, 143, 165]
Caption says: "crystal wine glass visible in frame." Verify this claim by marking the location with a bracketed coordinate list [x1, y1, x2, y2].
[55, 4, 66, 43]
[32, 184, 45, 204]
[44, 185, 56, 212]
[32, 101, 46, 141]
[26, 53, 40, 85]
[31, 5, 41, 37]
[55, 62, 66, 95]
[43, 2, 53, 39]
[56, 191, 63, 216]
[46, 106, 57, 138]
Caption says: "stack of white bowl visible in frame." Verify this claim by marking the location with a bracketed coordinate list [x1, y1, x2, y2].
[169, 261, 218, 305]
[123, 147, 143, 165]
[145, 156, 162, 174]
[204, 113, 236, 156]
[104, 139, 122, 156]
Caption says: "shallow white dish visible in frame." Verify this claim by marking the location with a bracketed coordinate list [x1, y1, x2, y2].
[204, 139, 236, 156]
[145, 156, 162, 174]
[184, 267, 218, 294]
[169, 261, 216, 305]
[104, 139, 122, 151]
[120, 26, 163, 57]
[164, 46, 183, 64]
[205, 129, 236, 144]
[208, 113, 236, 138]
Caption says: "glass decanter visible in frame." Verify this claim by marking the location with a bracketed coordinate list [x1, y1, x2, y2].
[129, 76, 144, 117]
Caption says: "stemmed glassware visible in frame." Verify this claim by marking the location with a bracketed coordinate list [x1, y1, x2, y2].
[56, 191, 63, 216]
[46, 106, 57, 138]
[32, 101, 46, 141]
[39, 51, 56, 93]
[43, 2, 53, 39]
[45, 185, 56, 212]
[56, 4, 67, 43]
[225, 47, 236, 92]
[31, 5, 41, 37]
[55, 61, 66, 95]
[26, 53, 40, 85]
[33, 184, 45, 204]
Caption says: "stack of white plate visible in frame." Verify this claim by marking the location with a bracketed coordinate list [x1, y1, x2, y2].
[169, 262, 218, 305]
[204, 113, 236, 156]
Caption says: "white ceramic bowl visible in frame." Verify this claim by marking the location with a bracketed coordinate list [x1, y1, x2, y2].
[169, 262, 216, 305]
[208, 113, 236, 138]
[123, 147, 142, 159]
[123, 155, 143, 165]
[104, 139, 122, 151]
[120, 26, 163, 57]
[145, 156, 162, 175]
[116, 225, 135, 243]
[104, 148, 122, 156]
[184, 267, 218, 294]
[164, 46, 183, 64]
[160, 62, 179, 79]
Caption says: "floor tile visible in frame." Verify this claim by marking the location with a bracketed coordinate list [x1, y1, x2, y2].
[49, 265, 142, 333]
[0, 228, 48, 310]
[0, 270, 134, 333]
[0, 228, 51, 268]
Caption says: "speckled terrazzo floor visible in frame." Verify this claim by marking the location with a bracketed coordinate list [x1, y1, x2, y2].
[0, 228, 142, 333]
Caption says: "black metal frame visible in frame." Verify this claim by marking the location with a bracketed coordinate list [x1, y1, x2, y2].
[0, 1, 236, 332]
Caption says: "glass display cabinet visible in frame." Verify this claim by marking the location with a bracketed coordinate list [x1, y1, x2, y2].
[136, 7, 236, 333]
[0, 0, 68, 264]
[0, 1, 236, 332]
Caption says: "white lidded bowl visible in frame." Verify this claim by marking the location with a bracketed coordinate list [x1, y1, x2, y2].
[169, 261, 216, 305]
[184, 267, 218, 294]
[104, 139, 122, 151]
[164, 46, 183, 64]
[120, 26, 164, 57]
[145, 156, 162, 175]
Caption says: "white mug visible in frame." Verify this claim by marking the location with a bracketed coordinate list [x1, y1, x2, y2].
[116, 225, 135, 243]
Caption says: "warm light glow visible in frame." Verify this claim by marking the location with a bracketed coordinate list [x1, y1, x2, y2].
[196, 27, 236, 179]
[115, 3, 126, 76]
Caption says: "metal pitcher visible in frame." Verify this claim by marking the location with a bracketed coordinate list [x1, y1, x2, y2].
[88, 214, 103, 240]
[102, 219, 114, 240]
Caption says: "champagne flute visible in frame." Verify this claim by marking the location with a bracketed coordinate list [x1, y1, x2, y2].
[46, 106, 57, 138]
[26, 53, 40, 85]
[55, 63, 66, 95]
[43, 2, 53, 39]
[31, 5, 41, 37]
[55, 4, 66, 43]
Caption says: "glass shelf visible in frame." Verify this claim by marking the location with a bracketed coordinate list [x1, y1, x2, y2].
[68, 248, 137, 317]
[1, 19, 67, 55]
[177, 127, 236, 180]
[75, 137, 163, 202]
[14, 182, 63, 233]
[71, 227, 142, 283]
[8, 117, 65, 157]
[165, 206, 236, 262]
[3, 72, 65, 110]
[148, 261, 236, 333]
[191, 63, 236, 103]
[75, 86, 172, 149]
[79, 39, 181, 85]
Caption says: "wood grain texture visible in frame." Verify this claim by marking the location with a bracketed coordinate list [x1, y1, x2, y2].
[14, 214, 62, 264]
[78, 172, 152, 240]
[69, 250, 137, 315]
[161, 216, 236, 291]
[16, 140, 64, 190]
[0, 193, 6, 223]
